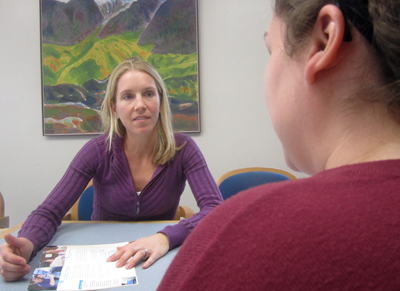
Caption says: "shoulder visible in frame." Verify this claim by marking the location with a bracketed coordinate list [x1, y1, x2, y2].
[189, 169, 366, 253]
[161, 163, 400, 289]
[174, 133, 194, 145]
[83, 134, 124, 152]
[74, 134, 110, 160]
[172, 133, 204, 163]
[210, 160, 400, 224]
[83, 134, 108, 148]
[174, 133, 199, 151]
[204, 169, 332, 225]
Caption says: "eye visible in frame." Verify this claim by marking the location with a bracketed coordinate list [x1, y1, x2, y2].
[144, 90, 156, 98]
[122, 94, 133, 100]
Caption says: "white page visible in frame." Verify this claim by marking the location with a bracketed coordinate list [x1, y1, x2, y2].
[56, 242, 138, 290]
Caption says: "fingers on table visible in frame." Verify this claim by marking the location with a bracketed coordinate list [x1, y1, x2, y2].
[129, 248, 163, 269]
[119, 249, 149, 269]
[142, 251, 158, 269]
[1, 249, 27, 266]
[0, 261, 31, 282]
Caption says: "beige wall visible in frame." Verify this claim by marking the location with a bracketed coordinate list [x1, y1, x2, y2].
[0, 0, 305, 226]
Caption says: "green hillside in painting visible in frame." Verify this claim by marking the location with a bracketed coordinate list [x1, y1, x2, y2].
[42, 29, 198, 101]
[42, 38, 198, 134]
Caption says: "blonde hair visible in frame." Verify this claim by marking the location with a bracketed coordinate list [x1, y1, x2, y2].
[101, 57, 180, 165]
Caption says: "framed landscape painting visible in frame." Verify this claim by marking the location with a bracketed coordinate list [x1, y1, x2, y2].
[41, 0, 200, 135]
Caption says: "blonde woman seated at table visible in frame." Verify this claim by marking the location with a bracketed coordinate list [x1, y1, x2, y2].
[157, 0, 400, 290]
[0, 57, 223, 282]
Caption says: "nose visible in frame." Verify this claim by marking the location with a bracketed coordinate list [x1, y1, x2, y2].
[134, 95, 146, 111]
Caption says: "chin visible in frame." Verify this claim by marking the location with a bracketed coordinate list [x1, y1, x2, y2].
[287, 162, 301, 173]
[134, 127, 157, 136]
[284, 154, 301, 173]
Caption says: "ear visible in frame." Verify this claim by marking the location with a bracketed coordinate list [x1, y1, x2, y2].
[304, 4, 346, 84]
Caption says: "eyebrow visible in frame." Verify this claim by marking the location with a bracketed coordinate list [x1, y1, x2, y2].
[264, 31, 268, 39]
[117, 88, 157, 98]
[143, 86, 157, 90]
[119, 86, 157, 93]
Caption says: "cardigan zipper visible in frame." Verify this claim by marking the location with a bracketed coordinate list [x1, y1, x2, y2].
[134, 165, 166, 216]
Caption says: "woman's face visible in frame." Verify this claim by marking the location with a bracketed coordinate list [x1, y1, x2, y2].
[112, 69, 160, 139]
[264, 15, 312, 173]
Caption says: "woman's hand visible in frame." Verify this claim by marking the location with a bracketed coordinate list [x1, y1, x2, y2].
[0, 233, 34, 281]
[107, 233, 169, 269]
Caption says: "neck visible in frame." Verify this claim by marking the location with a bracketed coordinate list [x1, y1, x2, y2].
[323, 104, 400, 171]
[123, 131, 157, 161]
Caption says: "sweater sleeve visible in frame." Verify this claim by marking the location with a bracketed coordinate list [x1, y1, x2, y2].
[158, 135, 223, 249]
[18, 137, 102, 258]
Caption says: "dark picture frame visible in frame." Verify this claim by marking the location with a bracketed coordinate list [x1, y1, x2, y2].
[40, 0, 200, 135]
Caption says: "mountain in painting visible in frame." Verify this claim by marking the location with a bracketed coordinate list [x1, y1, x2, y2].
[138, 0, 197, 54]
[97, 0, 131, 24]
[98, 0, 163, 38]
[41, 0, 104, 45]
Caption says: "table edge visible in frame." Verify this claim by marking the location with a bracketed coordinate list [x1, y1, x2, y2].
[0, 220, 178, 240]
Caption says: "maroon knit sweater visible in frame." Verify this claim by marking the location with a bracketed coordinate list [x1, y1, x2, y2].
[158, 159, 400, 291]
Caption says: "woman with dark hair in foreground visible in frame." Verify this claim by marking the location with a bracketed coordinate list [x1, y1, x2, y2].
[157, 0, 400, 290]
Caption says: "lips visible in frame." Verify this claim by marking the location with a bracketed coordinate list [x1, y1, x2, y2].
[134, 116, 149, 121]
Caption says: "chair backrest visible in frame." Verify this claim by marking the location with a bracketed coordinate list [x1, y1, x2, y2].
[216, 167, 297, 200]
[76, 185, 95, 221]
[0, 191, 4, 218]
[175, 205, 194, 220]
[66, 180, 94, 221]
[0, 191, 10, 228]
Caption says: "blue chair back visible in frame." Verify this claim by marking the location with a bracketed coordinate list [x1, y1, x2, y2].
[77, 185, 94, 220]
[217, 168, 295, 200]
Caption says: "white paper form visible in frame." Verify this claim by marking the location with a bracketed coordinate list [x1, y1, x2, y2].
[57, 242, 138, 290]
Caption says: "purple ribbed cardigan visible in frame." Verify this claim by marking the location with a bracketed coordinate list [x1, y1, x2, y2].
[19, 133, 223, 256]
